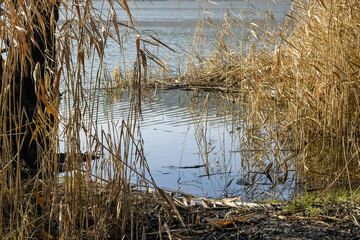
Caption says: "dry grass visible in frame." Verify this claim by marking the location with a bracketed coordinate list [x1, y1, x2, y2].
[1, 0, 357, 237]
[0, 0, 182, 238]
[175, 0, 360, 194]
[108, 0, 360, 197]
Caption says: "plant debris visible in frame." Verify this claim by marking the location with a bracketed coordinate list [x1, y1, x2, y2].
[122, 192, 360, 239]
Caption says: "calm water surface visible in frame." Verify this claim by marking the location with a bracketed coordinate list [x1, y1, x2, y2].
[60, 1, 294, 199]
[92, 0, 292, 73]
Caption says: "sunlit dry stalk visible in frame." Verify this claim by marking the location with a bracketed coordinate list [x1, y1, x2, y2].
[0, 0, 175, 238]
[179, 0, 359, 194]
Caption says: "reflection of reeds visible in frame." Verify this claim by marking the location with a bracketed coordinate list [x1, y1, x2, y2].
[194, 93, 211, 177]
[181, 0, 360, 194]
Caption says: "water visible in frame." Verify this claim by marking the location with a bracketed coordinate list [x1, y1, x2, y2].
[60, 0, 294, 200]
[89, 0, 292, 74]
[95, 87, 296, 200]
[100, 89, 244, 198]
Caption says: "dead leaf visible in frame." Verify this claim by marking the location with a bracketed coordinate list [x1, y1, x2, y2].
[42, 230, 54, 239]
[200, 199, 209, 208]
[204, 217, 224, 230]
[157, 188, 185, 227]
[195, 215, 201, 226]
[34, 191, 46, 211]
[317, 215, 346, 222]
[204, 217, 234, 230]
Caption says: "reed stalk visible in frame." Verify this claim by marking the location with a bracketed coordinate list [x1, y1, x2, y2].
[0, 0, 174, 238]
[178, 0, 360, 193]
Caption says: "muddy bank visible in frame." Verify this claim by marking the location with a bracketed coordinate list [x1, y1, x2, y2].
[127, 197, 360, 239]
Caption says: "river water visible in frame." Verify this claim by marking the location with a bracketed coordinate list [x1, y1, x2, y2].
[60, 0, 294, 200]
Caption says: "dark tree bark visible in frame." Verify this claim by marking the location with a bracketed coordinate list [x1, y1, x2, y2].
[1, 1, 60, 177]
[22, 1, 59, 176]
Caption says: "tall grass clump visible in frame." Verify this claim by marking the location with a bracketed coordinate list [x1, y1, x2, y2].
[0, 0, 176, 238]
[180, 0, 360, 192]
[277, 0, 360, 191]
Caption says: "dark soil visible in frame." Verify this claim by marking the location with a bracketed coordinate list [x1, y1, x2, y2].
[134, 198, 360, 240]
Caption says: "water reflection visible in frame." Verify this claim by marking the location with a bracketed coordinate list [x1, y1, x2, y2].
[58, 0, 309, 200]
[299, 139, 360, 193]
[62, 85, 359, 200]
[57, 0, 359, 200]
[98, 88, 299, 200]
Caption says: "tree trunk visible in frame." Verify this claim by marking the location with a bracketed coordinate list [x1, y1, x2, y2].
[1, 1, 60, 178]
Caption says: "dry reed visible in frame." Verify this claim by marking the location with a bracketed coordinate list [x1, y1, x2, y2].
[177, 0, 360, 193]
[0, 0, 182, 238]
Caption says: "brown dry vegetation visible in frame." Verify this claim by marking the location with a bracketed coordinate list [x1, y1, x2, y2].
[176, 0, 360, 193]
[0, 0, 359, 238]
[0, 0, 168, 238]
